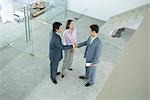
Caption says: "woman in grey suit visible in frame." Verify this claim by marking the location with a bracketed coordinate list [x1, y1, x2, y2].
[76, 24, 102, 87]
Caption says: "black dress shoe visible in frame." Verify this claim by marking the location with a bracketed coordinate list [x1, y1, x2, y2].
[79, 76, 88, 79]
[56, 72, 60, 75]
[52, 79, 57, 84]
[61, 74, 64, 78]
[85, 83, 93, 87]
[79, 76, 85, 79]
[68, 68, 73, 71]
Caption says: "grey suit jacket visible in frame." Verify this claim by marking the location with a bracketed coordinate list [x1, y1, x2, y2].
[49, 32, 73, 62]
[78, 36, 102, 64]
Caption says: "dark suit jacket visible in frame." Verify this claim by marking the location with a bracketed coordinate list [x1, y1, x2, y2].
[49, 32, 73, 62]
[78, 36, 102, 64]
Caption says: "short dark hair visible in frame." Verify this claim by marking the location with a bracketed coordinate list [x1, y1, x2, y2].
[53, 22, 62, 33]
[66, 19, 73, 29]
[90, 24, 99, 33]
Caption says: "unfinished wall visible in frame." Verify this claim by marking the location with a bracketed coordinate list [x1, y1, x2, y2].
[96, 9, 149, 100]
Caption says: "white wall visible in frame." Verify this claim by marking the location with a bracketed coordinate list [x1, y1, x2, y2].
[68, 0, 149, 21]
[96, 9, 149, 100]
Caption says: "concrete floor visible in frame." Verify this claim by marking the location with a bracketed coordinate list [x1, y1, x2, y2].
[0, 3, 135, 100]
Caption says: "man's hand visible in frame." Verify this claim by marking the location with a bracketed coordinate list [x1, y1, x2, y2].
[73, 44, 75, 48]
[74, 43, 78, 48]
[91, 64, 97, 67]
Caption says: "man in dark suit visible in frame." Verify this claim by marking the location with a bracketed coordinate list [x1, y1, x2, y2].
[49, 22, 74, 84]
[76, 24, 102, 87]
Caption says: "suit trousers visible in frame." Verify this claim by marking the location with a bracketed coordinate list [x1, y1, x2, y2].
[85, 66, 96, 84]
[50, 60, 59, 80]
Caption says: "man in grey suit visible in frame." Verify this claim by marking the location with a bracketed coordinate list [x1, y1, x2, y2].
[76, 24, 102, 87]
[49, 22, 74, 84]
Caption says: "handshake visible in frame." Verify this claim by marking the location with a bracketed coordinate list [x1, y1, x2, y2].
[73, 43, 78, 48]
